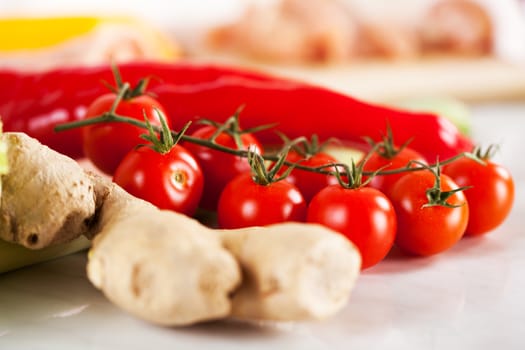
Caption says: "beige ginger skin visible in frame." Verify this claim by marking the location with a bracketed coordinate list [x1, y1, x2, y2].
[0, 132, 362, 326]
[221, 225, 360, 321]
[86, 183, 242, 326]
[0, 133, 97, 249]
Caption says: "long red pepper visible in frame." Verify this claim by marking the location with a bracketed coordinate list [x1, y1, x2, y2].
[0, 61, 473, 161]
[0, 62, 282, 158]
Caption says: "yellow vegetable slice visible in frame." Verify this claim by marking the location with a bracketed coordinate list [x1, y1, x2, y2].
[0, 236, 90, 274]
[0, 17, 103, 51]
[0, 16, 181, 70]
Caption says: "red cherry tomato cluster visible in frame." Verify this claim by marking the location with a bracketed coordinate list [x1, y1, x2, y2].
[80, 82, 515, 272]
[82, 86, 205, 217]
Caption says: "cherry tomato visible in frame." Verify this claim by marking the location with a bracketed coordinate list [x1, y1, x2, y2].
[113, 145, 203, 216]
[217, 173, 306, 229]
[184, 125, 263, 211]
[307, 186, 397, 269]
[362, 146, 426, 198]
[443, 157, 514, 236]
[280, 151, 340, 202]
[82, 93, 169, 174]
[390, 170, 469, 256]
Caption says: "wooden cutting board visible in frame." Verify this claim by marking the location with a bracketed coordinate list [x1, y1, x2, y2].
[191, 54, 525, 103]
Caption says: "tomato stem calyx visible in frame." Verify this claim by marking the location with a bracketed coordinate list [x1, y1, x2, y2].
[140, 109, 190, 154]
[277, 133, 338, 159]
[198, 107, 277, 151]
[418, 161, 471, 209]
[333, 144, 386, 189]
[248, 146, 294, 185]
[471, 145, 499, 162]
[105, 63, 153, 100]
[364, 124, 413, 160]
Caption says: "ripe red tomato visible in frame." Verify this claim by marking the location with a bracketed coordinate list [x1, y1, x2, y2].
[280, 151, 340, 202]
[390, 170, 469, 256]
[184, 125, 263, 211]
[113, 145, 203, 216]
[307, 186, 397, 269]
[82, 93, 169, 175]
[217, 173, 307, 229]
[443, 157, 514, 236]
[362, 146, 426, 198]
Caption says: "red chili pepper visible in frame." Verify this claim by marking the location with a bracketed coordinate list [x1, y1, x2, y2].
[0, 62, 473, 161]
[154, 78, 473, 161]
[0, 62, 281, 158]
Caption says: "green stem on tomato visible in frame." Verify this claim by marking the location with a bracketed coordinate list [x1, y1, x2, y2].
[55, 112, 255, 158]
[54, 111, 478, 180]
[415, 160, 472, 209]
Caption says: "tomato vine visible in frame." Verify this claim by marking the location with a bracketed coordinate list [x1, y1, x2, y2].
[56, 108, 481, 181]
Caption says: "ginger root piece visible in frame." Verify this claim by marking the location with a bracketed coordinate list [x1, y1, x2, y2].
[1, 131, 361, 326]
[0, 132, 96, 249]
[220, 224, 361, 321]
[87, 183, 361, 325]
[87, 184, 241, 326]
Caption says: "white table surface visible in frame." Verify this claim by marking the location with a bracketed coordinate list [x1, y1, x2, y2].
[1, 102, 524, 350]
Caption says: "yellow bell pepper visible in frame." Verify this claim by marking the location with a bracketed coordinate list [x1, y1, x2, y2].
[0, 16, 180, 68]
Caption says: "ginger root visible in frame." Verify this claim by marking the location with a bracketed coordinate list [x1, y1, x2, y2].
[1, 131, 362, 326]
[0, 132, 97, 249]
[87, 183, 361, 325]
[87, 183, 241, 326]
[221, 224, 361, 321]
